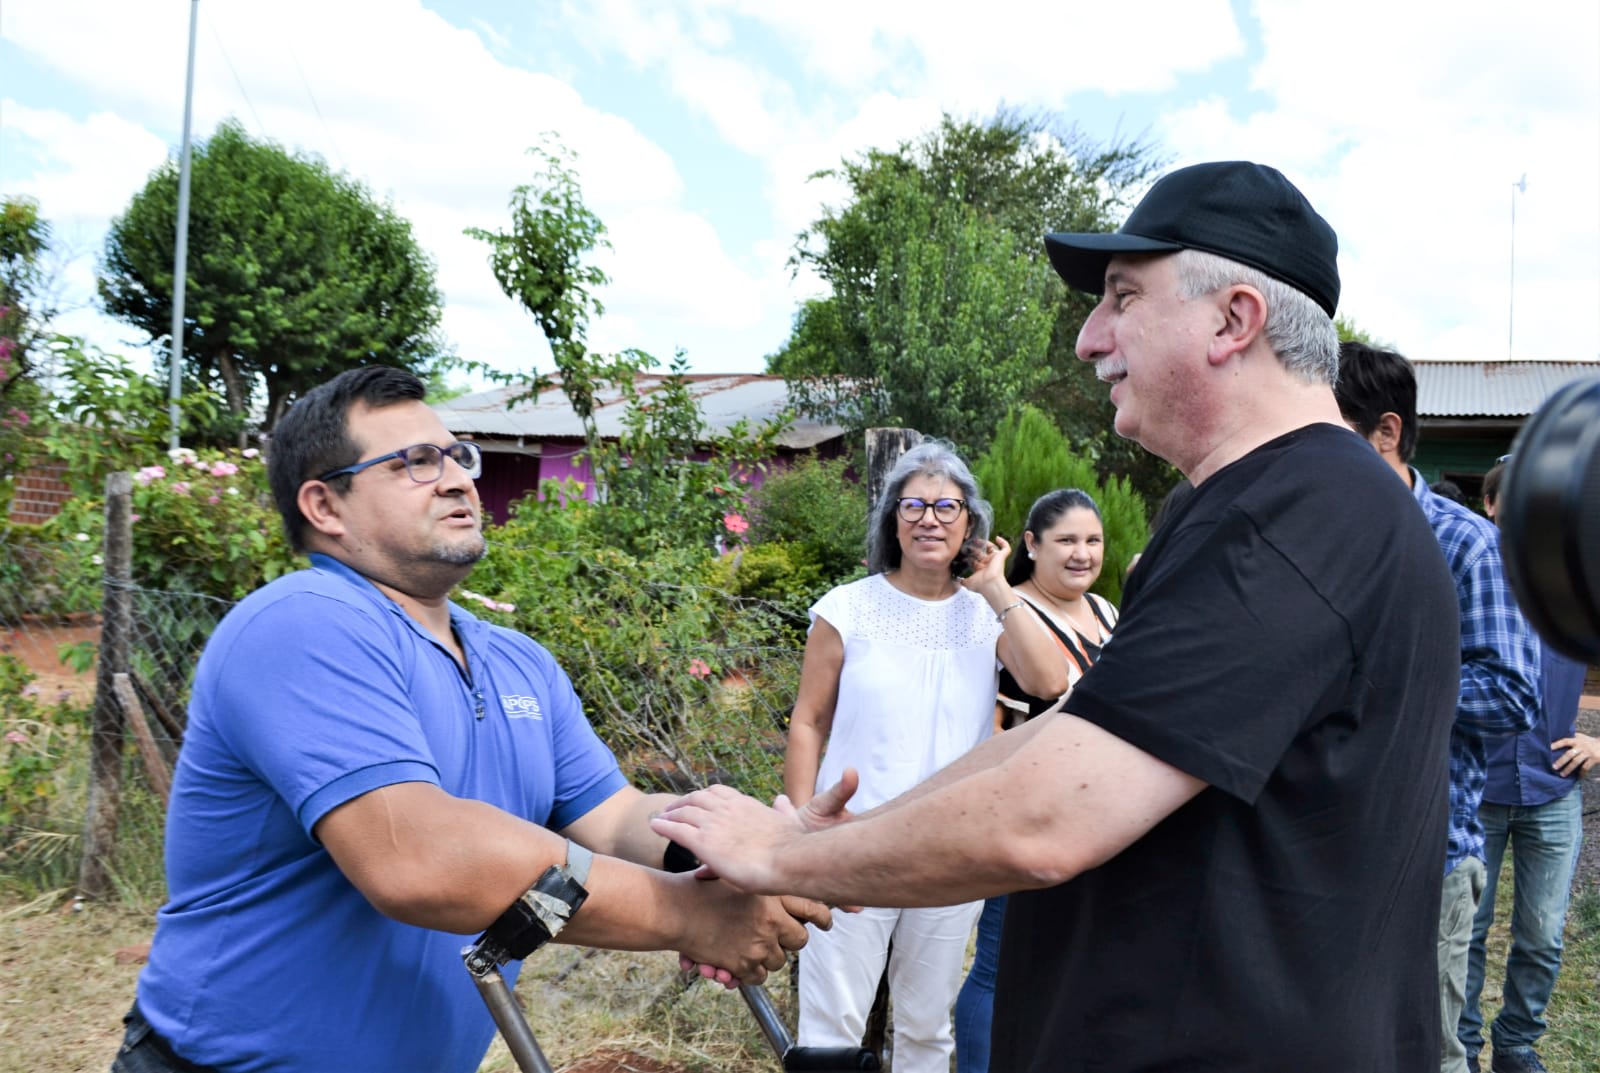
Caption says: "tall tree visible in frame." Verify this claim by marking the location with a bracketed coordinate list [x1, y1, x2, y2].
[0, 196, 56, 479]
[777, 165, 1056, 456]
[464, 136, 620, 443]
[771, 111, 1176, 496]
[99, 120, 449, 437]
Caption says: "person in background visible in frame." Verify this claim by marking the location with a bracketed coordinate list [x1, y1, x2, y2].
[782, 440, 1067, 1073]
[1431, 478, 1469, 507]
[1458, 459, 1600, 1073]
[1333, 342, 1542, 1073]
[954, 488, 1118, 1073]
[113, 366, 828, 1073]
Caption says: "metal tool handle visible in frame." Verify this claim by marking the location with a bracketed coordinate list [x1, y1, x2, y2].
[741, 982, 795, 1059]
[464, 940, 554, 1073]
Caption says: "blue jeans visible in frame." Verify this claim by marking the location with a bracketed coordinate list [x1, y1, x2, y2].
[1458, 791, 1583, 1057]
[953, 894, 1006, 1073]
[111, 1005, 220, 1072]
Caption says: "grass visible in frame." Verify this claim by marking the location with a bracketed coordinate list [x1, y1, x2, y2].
[1473, 865, 1599, 1072]
[2, 872, 1596, 1072]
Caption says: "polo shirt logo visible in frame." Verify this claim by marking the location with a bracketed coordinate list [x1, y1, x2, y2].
[502, 695, 544, 720]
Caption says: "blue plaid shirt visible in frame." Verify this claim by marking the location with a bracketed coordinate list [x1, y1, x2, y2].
[1410, 469, 1541, 874]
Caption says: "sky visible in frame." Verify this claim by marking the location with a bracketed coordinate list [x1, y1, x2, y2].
[3, 0, 1597, 387]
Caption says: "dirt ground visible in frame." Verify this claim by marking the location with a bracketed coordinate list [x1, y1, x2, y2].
[1, 618, 99, 707]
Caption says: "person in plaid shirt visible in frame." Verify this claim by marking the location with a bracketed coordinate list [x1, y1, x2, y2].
[1334, 341, 1541, 1073]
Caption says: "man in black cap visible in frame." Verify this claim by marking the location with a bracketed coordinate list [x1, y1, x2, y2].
[653, 161, 1462, 1072]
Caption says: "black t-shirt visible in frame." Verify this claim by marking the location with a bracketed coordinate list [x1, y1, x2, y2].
[990, 424, 1460, 1073]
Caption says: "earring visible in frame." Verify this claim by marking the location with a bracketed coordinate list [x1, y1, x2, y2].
[1027, 551, 1036, 560]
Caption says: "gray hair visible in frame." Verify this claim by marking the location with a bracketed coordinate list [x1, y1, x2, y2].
[1172, 248, 1339, 386]
[866, 440, 992, 576]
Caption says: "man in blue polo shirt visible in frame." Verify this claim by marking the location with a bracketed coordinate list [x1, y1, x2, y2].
[1333, 343, 1542, 1073]
[112, 366, 829, 1073]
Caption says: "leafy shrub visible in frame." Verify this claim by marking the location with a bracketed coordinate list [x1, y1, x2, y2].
[461, 482, 801, 797]
[0, 653, 85, 850]
[47, 445, 300, 603]
[746, 454, 868, 583]
[582, 353, 782, 557]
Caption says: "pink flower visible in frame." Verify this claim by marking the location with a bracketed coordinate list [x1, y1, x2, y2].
[209, 461, 239, 477]
[135, 465, 166, 484]
[207, 495, 221, 505]
[687, 658, 712, 680]
[21, 683, 41, 699]
[241, 448, 260, 459]
[171, 481, 191, 496]
[4, 729, 25, 745]
[722, 512, 749, 536]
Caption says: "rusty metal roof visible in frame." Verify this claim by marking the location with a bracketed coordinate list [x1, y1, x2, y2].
[1414, 360, 1600, 418]
[432, 373, 847, 450]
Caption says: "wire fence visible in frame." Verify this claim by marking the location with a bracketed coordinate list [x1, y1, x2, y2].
[2, 495, 811, 904]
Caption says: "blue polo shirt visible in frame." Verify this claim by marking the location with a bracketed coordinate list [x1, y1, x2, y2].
[137, 555, 628, 1073]
[1482, 638, 1589, 807]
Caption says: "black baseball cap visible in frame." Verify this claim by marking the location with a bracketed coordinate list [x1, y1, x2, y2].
[1043, 161, 1340, 317]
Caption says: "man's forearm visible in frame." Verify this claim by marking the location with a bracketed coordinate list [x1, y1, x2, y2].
[748, 715, 1202, 908]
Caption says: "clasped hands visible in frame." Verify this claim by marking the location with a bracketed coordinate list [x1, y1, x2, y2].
[656, 770, 860, 988]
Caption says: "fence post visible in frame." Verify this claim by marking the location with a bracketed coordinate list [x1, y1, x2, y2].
[865, 428, 923, 510]
[79, 471, 133, 898]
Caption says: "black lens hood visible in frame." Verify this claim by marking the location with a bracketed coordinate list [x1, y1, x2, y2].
[1499, 376, 1600, 662]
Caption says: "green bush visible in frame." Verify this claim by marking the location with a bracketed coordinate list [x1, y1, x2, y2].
[746, 454, 868, 583]
[975, 404, 1148, 605]
[461, 482, 800, 797]
[0, 653, 86, 858]
[47, 445, 300, 603]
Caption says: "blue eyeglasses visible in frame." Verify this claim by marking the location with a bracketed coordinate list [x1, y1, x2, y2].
[317, 441, 483, 484]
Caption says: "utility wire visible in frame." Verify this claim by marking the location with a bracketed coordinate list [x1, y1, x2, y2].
[291, 51, 346, 171]
[206, 12, 267, 136]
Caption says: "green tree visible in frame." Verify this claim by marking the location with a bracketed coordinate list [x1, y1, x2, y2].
[975, 404, 1147, 605]
[465, 136, 621, 440]
[777, 166, 1056, 457]
[1334, 313, 1393, 348]
[99, 120, 449, 438]
[0, 197, 56, 485]
[772, 111, 1166, 485]
[469, 137, 788, 555]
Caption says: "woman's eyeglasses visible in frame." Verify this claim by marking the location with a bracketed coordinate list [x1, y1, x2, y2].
[896, 497, 966, 524]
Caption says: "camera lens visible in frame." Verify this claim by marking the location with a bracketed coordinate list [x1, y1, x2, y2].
[1499, 377, 1600, 662]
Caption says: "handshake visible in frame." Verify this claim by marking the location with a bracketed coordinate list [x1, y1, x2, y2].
[652, 769, 862, 988]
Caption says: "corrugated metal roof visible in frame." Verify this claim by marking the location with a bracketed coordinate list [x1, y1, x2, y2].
[432, 374, 847, 450]
[1415, 360, 1600, 418]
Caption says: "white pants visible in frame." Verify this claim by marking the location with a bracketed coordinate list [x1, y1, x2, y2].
[798, 902, 983, 1073]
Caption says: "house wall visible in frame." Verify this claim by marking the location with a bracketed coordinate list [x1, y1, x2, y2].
[6, 461, 72, 524]
[467, 435, 847, 525]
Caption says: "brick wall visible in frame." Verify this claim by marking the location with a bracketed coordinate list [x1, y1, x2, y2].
[7, 460, 72, 524]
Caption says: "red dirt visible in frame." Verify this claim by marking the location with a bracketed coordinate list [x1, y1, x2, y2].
[1, 618, 100, 706]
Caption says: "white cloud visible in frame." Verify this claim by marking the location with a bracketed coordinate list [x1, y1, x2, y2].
[1147, 0, 1599, 361]
[5, 0, 1594, 390]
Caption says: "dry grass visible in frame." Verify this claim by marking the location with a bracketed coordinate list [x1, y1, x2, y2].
[0, 897, 153, 1073]
[5, 874, 1593, 1073]
[1474, 871, 1600, 1073]
[0, 894, 792, 1073]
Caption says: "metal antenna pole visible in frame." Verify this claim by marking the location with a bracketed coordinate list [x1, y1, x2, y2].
[1508, 173, 1526, 361]
[168, 0, 200, 451]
